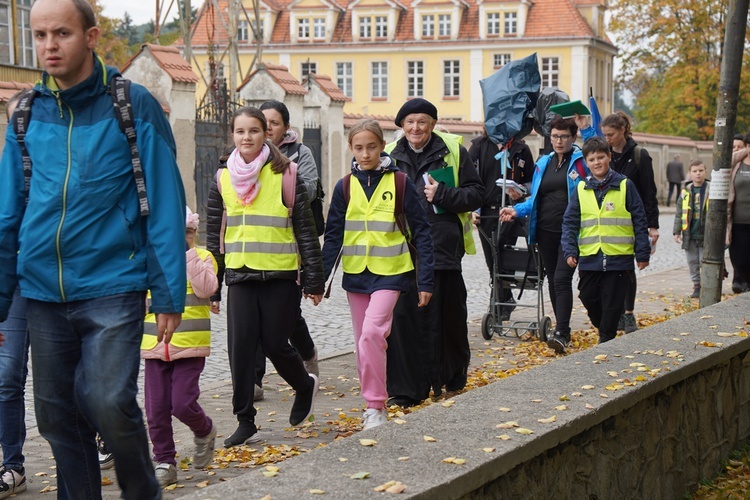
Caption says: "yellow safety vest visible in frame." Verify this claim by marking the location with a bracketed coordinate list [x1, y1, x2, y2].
[385, 130, 476, 255]
[680, 186, 709, 232]
[342, 173, 414, 275]
[219, 166, 298, 271]
[577, 179, 634, 257]
[141, 247, 216, 351]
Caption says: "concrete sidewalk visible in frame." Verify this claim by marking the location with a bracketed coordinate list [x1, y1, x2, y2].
[16, 257, 736, 498]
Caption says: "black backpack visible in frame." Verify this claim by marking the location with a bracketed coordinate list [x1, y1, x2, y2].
[286, 142, 326, 236]
[12, 77, 149, 216]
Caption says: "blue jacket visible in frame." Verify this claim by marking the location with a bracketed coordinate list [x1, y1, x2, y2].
[322, 154, 434, 295]
[561, 169, 651, 271]
[0, 55, 187, 319]
[512, 145, 588, 244]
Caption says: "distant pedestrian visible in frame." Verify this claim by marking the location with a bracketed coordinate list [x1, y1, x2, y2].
[322, 119, 434, 430]
[562, 137, 650, 344]
[673, 160, 709, 298]
[730, 134, 749, 293]
[666, 154, 685, 207]
[206, 106, 324, 447]
[727, 133, 750, 293]
[141, 207, 219, 487]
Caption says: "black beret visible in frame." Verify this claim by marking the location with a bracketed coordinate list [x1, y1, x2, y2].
[394, 98, 438, 127]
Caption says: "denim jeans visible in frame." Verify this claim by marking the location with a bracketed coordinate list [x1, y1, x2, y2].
[0, 289, 29, 471]
[27, 292, 160, 500]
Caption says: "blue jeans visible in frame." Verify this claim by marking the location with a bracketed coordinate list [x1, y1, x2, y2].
[27, 292, 160, 500]
[0, 289, 29, 471]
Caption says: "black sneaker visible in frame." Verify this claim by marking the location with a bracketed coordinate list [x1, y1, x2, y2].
[547, 332, 569, 354]
[97, 436, 115, 470]
[732, 281, 748, 294]
[223, 421, 262, 448]
[690, 285, 700, 299]
[622, 313, 638, 333]
[289, 374, 318, 426]
[0, 465, 26, 499]
[386, 396, 422, 408]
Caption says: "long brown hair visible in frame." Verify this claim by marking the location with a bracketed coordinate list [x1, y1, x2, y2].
[229, 106, 291, 174]
[601, 111, 633, 139]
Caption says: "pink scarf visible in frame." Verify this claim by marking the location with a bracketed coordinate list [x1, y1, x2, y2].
[226, 144, 270, 205]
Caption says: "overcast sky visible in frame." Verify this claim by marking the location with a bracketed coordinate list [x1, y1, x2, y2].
[98, 1, 176, 26]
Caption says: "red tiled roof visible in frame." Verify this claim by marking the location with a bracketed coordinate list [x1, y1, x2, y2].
[344, 113, 483, 133]
[186, 0, 606, 50]
[122, 44, 199, 83]
[525, 0, 595, 38]
[0, 81, 34, 103]
[305, 73, 350, 102]
[239, 62, 308, 95]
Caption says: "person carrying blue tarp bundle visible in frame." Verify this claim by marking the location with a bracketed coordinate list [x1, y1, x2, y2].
[0, 1, 187, 498]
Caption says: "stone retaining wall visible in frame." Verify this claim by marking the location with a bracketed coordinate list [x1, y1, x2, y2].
[186, 293, 750, 500]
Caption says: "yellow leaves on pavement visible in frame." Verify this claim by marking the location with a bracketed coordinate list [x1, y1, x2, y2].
[581, 385, 595, 390]
[482, 447, 496, 452]
[538, 416, 557, 424]
[558, 394, 570, 401]
[496, 421, 519, 429]
[498, 407, 511, 412]
[178, 457, 191, 470]
[515, 428, 534, 435]
[262, 465, 280, 477]
[496, 435, 511, 440]
[350, 471, 370, 480]
[442, 457, 466, 464]
[359, 439, 377, 447]
[594, 354, 608, 361]
[309, 489, 326, 494]
[441, 400, 456, 407]
[374, 480, 407, 493]
[101, 477, 113, 486]
[554, 405, 568, 411]
[423, 435, 437, 442]
[196, 480, 210, 488]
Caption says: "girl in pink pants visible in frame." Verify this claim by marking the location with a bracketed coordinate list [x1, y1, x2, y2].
[322, 119, 435, 430]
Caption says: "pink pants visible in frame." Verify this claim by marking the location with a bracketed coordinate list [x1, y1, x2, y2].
[347, 290, 400, 409]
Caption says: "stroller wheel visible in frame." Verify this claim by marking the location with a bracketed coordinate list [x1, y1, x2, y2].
[538, 316, 552, 342]
[481, 313, 494, 340]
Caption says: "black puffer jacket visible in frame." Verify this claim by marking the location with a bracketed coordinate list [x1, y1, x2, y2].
[206, 158, 325, 301]
[611, 137, 660, 229]
[388, 133, 483, 270]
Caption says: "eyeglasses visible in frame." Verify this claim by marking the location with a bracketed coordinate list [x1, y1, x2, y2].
[551, 134, 572, 141]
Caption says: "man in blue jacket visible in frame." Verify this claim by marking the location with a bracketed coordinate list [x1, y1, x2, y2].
[0, 0, 186, 498]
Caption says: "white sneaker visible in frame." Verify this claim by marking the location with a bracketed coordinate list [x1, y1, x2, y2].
[303, 348, 319, 377]
[253, 384, 264, 402]
[0, 466, 26, 499]
[362, 408, 388, 431]
[154, 463, 177, 488]
[192, 426, 216, 469]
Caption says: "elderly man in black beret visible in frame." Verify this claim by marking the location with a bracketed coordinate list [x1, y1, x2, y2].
[384, 98, 483, 407]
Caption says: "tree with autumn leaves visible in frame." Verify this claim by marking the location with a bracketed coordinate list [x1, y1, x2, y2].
[610, 0, 750, 140]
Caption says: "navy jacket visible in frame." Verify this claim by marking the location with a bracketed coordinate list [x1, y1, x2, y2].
[561, 169, 651, 271]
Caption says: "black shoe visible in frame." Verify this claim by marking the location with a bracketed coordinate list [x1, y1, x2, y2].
[289, 374, 318, 426]
[387, 396, 422, 408]
[622, 313, 638, 333]
[546, 332, 569, 354]
[732, 281, 748, 294]
[223, 421, 261, 447]
[690, 285, 700, 299]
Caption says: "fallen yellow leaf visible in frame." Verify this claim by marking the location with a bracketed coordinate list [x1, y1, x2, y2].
[359, 439, 377, 446]
[495, 421, 519, 429]
[309, 489, 325, 494]
[374, 481, 397, 492]
[558, 394, 570, 401]
[423, 435, 437, 442]
[538, 416, 557, 424]
[594, 354, 608, 361]
[196, 480, 210, 488]
[581, 385, 595, 390]
[265, 465, 280, 473]
[555, 405, 568, 411]
[262, 471, 278, 477]
[398, 456, 409, 461]
[515, 428, 534, 435]
[496, 434, 511, 440]
[386, 482, 407, 493]
[482, 447, 495, 453]
[441, 400, 456, 407]
[498, 407, 511, 412]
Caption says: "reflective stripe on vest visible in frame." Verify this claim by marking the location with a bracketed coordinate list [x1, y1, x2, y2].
[219, 166, 298, 271]
[342, 173, 414, 275]
[141, 248, 215, 351]
[577, 179, 635, 257]
[385, 130, 476, 255]
[680, 187, 709, 232]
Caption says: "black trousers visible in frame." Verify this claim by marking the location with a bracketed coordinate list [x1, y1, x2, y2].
[624, 270, 637, 312]
[578, 270, 631, 343]
[387, 270, 469, 400]
[536, 229, 575, 337]
[730, 223, 750, 284]
[227, 279, 311, 421]
[667, 182, 681, 207]
[254, 285, 316, 386]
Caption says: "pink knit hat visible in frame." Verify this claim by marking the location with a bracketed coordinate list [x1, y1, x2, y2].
[186, 206, 200, 231]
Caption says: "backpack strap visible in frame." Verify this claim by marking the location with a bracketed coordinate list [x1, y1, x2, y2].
[12, 89, 38, 207]
[633, 145, 642, 169]
[281, 162, 298, 218]
[393, 171, 409, 240]
[111, 77, 149, 217]
[285, 142, 302, 162]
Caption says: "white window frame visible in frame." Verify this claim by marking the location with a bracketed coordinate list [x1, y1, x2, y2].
[504, 12, 517, 35]
[297, 18, 310, 39]
[237, 19, 249, 41]
[487, 12, 500, 36]
[421, 15, 434, 37]
[438, 14, 451, 37]
[371, 61, 388, 99]
[313, 18, 326, 39]
[541, 57, 559, 88]
[0, 1, 11, 64]
[443, 60, 460, 97]
[301, 62, 317, 79]
[407, 61, 424, 98]
[493, 53, 511, 69]
[359, 16, 371, 38]
[375, 16, 388, 38]
[17, 0, 33, 67]
[336, 62, 353, 98]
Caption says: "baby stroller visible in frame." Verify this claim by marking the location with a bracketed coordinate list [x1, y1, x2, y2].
[477, 150, 551, 341]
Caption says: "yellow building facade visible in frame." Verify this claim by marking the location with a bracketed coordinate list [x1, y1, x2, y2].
[187, 0, 616, 121]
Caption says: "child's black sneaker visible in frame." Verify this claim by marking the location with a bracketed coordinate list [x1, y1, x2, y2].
[97, 436, 115, 470]
[223, 421, 262, 448]
[547, 332, 569, 354]
[0, 465, 26, 499]
[289, 374, 318, 426]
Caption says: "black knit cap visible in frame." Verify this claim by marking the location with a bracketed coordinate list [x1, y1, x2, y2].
[394, 98, 438, 127]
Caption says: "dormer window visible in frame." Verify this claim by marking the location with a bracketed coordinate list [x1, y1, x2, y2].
[421, 15, 434, 37]
[298, 18, 310, 39]
[375, 16, 387, 38]
[438, 14, 451, 37]
[359, 17, 371, 38]
[487, 12, 500, 36]
[504, 12, 517, 35]
[238, 20, 249, 41]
